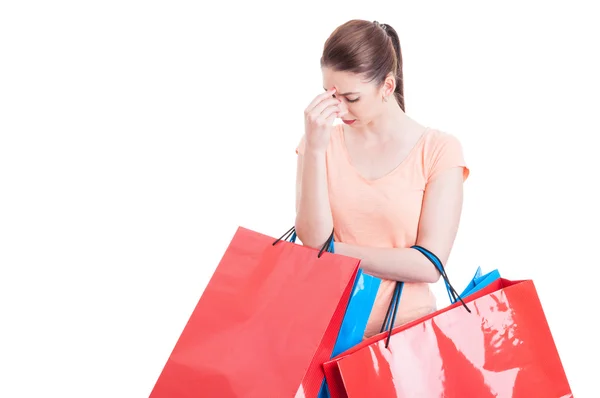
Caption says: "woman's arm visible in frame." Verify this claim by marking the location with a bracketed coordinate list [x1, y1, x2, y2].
[294, 147, 334, 249]
[334, 166, 465, 283]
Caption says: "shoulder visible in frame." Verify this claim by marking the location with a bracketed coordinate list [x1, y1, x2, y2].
[422, 128, 464, 151]
[421, 127, 469, 182]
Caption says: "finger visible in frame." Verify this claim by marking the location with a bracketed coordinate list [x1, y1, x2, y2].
[317, 104, 340, 124]
[311, 98, 341, 118]
[305, 88, 337, 114]
[323, 110, 339, 126]
[308, 102, 340, 125]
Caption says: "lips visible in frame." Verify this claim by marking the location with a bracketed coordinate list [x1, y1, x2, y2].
[342, 119, 356, 125]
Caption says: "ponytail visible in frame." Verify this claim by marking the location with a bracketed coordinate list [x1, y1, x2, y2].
[381, 24, 405, 112]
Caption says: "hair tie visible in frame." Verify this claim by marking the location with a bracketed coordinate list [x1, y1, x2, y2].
[373, 20, 387, 32]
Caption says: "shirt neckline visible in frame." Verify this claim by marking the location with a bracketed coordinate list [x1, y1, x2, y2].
[339, 124, 431, 184]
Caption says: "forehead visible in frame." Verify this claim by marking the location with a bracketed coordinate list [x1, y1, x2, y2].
[321, 67, 370, 92]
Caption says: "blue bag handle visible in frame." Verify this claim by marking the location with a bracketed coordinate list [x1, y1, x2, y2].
[379, 245, 472, 348]
[412, 246, 454, 304]
[410, 245, 470, 311]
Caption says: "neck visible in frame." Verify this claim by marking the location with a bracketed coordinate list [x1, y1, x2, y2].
[356, 100, 415, 141]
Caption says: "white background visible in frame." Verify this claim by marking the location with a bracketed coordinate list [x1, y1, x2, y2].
[1, 1, 598, 397]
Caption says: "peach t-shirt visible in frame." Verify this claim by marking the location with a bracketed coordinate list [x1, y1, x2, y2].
[296, 124, 469, 338]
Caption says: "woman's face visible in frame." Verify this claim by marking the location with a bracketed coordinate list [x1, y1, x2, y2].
[322, 67, 394, 127]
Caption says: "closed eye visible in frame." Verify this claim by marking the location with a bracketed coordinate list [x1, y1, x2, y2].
[333, 94, 359, 103]
[324, 88, 360, 103]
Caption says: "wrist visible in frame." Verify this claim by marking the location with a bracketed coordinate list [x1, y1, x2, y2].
[304, 143, 327, 157]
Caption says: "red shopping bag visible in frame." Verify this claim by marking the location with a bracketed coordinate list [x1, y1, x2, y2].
[149, 226, 360, 398]
[324, 278, 573, 398]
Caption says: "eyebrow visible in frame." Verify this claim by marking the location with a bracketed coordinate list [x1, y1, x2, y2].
[323, 87, 360, 95]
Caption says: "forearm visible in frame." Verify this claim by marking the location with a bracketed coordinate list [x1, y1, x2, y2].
[295, 149, 334, 248]
[335, 242, 441, 283]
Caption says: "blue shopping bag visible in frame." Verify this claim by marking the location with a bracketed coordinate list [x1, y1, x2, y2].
[288, 231, 381, 398]
[460, 266, 501, 298]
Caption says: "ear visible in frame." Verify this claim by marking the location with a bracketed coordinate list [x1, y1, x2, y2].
[381, 71, 396, 97]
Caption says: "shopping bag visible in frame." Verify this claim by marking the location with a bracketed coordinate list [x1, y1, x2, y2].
[460, 265, 501, 297]
[324, 277, 573, 397]
[149, 226, 361, 398]
[289, 233, 381, 398]
[322, 244, 469, 397]
[294, 233, 380, 359]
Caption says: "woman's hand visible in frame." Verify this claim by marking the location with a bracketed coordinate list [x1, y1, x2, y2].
[303, 88, 341, 153]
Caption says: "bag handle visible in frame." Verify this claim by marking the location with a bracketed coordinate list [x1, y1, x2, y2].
[380, 245, 471, 349]
[380, 281, 404, 348]
[411, 245, 471, 312]
[272, 226, 335, 258]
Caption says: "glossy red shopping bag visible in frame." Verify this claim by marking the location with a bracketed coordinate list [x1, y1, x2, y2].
[149, 227, 360, 398]
[324, 278, 572, 398]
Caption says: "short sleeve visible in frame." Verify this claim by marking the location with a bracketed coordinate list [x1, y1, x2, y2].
[295, 134, 306, 155]
[427, 133, 470, 182]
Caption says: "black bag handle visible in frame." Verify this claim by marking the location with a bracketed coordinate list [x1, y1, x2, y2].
[380, 245, 471, 348]
[411, 245, 471, 312]
[380, 281, 404, 348]
[272, 226, 335, 258]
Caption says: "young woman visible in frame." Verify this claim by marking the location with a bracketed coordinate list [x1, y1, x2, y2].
[295, 19, 469, 339]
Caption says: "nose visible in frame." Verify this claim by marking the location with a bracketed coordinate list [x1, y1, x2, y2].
[337, 100, 349, 118]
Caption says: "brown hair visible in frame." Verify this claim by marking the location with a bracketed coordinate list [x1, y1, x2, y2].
[320, 19, 405, 112]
